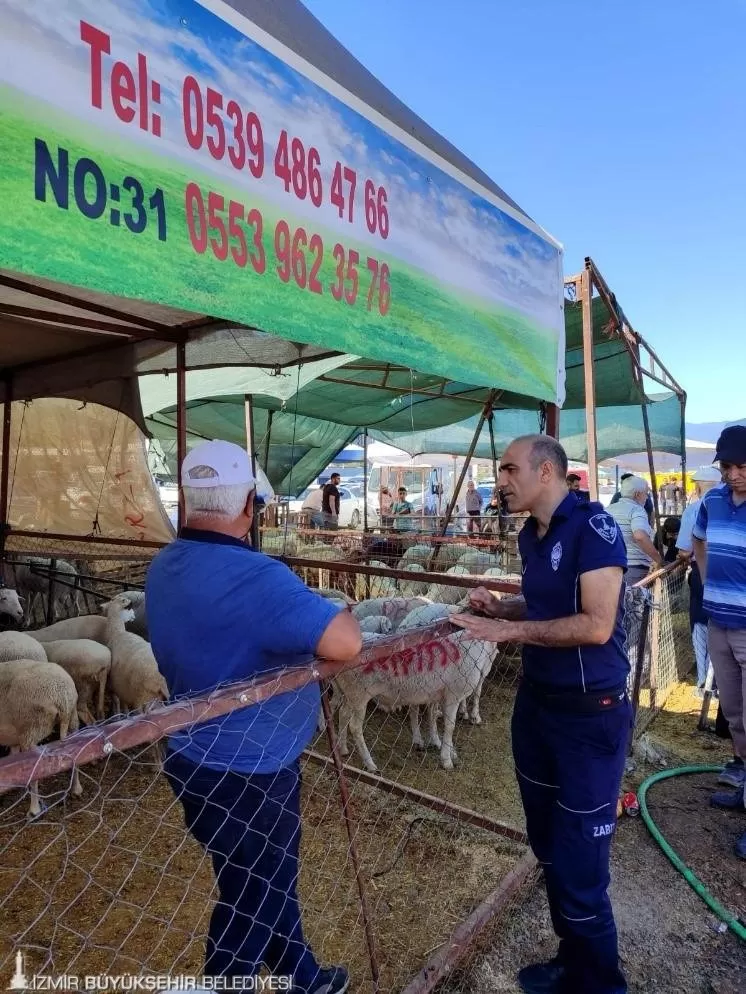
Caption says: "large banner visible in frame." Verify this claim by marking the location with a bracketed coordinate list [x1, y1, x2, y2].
[0, 0, 565, 402]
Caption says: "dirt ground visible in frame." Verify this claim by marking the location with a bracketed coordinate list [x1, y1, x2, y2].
[446, 679, 746, 994]
[0, 646, 528, 994]
[2, 650, 745, 993]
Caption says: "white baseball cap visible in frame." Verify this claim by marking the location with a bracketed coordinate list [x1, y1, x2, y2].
[691, 465, 722, 482]
[181, 440, 255, 489]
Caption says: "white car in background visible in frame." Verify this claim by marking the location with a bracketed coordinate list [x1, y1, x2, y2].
[285, 483, 378, 529]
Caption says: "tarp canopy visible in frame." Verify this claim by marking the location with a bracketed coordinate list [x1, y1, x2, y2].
[370, 393, 684, 465]
[144, 293, 685, 495]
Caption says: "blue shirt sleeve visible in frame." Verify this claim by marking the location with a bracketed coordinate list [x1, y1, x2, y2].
[692, 497, 709, 541]
[255, 558, 343, 657]
[676, 502, 698, 552]
[577, 510, 628, 574]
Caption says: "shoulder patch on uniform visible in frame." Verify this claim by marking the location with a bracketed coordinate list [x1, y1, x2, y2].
[588, 513, 618, 544]
[551, 541, 563, 571]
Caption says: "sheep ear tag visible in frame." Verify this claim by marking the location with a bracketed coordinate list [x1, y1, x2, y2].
[589, 514, 618, 544]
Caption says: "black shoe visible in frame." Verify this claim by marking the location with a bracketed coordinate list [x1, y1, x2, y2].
[517, 957, 566, 993]
[305, 966, 350, 994]
[710, 784, 746, 811]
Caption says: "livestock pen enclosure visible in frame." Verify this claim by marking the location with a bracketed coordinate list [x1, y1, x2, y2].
[0, 537, 695, 994]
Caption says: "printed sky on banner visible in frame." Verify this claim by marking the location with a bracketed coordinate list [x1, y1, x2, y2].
[0, 0, 564, 400]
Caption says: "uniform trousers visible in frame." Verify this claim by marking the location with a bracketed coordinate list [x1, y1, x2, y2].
[511, 682, 631, 994]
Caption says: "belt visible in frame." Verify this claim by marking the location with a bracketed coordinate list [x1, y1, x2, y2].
[521, 678, 628, 713]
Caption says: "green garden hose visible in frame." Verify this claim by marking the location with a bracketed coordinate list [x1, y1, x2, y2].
[637, 765, 746, 942]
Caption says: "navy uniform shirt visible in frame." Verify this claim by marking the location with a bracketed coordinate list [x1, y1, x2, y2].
[518, 493, 629, 693]
[146, 529, 340, 774]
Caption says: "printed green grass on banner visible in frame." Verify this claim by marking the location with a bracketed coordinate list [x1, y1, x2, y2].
[0, 86, 558, 398]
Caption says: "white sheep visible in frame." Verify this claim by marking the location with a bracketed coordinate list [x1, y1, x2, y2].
[396, 602, 461, 631]
[104, 596, 168, 713]
[41, 639, 111, 725]
[359, 615, 394, 634]
[0, 658, 82, 817]
[30, 614, 108, 645]
[424, 566, 471, 605]
[0, 588, 25, 627]
[335, 628, 494, 773]
[0, 631, 48, 663]
[397, 563, 430, 598]
[110, 590, 147, 639]
[5, 556, 83, 624]
[397, 545, 434, 569]
[366, 562, 398, 598]
[458, 550, 498, 573]
[352, 596, 430, 629]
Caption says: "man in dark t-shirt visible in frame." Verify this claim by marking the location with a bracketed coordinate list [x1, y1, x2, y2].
[322, 473, 341, 529]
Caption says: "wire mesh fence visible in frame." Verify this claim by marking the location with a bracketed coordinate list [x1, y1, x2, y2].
[0, 534, 700, 994]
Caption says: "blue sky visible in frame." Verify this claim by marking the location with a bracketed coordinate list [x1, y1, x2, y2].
[302, 0, 745, 424]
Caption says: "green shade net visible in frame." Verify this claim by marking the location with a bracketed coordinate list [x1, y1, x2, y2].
[370, 392, 684, 464]
[144, 294, 683, 495]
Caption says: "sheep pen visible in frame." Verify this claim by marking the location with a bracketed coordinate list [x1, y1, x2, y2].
[0, 638, 529, 994]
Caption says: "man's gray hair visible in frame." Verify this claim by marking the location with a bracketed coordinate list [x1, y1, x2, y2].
[620, 474, 648, 498]
[183, 483, 253, 521]
[514, 434, 568, 477]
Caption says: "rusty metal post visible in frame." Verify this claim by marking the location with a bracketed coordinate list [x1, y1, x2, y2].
[0, 375, 13, 550]
[629, 599, 651, 739]
[487, 411, 498, 485]
[648, 575, 662, 711]
[545, 403, 560, 440]
[45, 559, 58, 627]
[581, 266, 599, 501]
[400, 849, 538, 994]
[176, 341, 187, 532]
[679, 391, 687, 510]
[363, 429, 369, 534]
[262, 409, 274, 475]
[430, 392, 495, 568]
[320, 687, 381, 993]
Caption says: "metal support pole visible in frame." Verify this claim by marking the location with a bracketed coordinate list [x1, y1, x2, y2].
[0, 375, 13, 556]
[244, 394, 260, 550]
[488, 411, 498, 483]
[176, 342, 186, 532]
[679, 392, 687, 509]
[320, 688, 381, 993]
[545, 403, 560, 439]
[262, 409, 273, 475]
[430, 393, 494, 567]
[581, 266, 599, 501]
[362, 429, 369, 533]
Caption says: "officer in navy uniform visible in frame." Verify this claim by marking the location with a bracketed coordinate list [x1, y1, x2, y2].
[453, 434, 630, 994]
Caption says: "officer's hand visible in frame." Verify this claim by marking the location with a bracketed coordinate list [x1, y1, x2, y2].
[467, 586, 501, 618]
[451, 613, 514, 642]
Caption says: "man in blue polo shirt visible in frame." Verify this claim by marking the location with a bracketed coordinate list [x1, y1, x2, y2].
[453, 434, 630, 994]
[692, 425, 746, 859]
[146, 439, 361, 994]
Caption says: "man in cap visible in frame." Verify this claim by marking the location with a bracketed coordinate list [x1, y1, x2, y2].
[146, 440, 361, 993]
[692, 425, 746, 859]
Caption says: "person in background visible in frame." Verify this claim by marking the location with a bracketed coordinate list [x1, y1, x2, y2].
[610, 472, 654, 523]
[692, 425, 746, 859]
[321, 472, 341, 530]
[566, 473, 589, 501]
[465, 479, 483, 534]
[146, 439, 361, 993]
[391, 486, 414, 531]
[676, 467, 723, 700]
[654, 516, 681, 563]
[606, 474, 663, 584]
[301, 481, 325, 530]
[379, 486, 393, 529]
